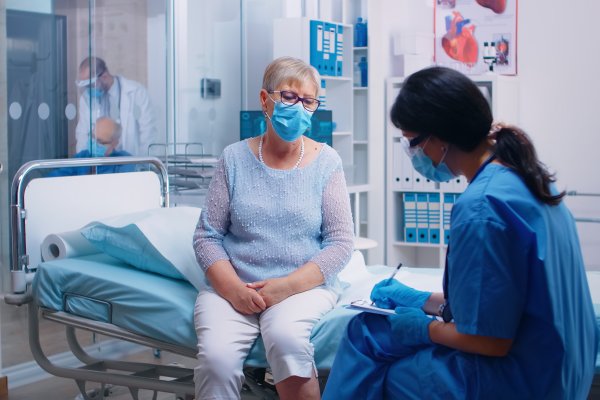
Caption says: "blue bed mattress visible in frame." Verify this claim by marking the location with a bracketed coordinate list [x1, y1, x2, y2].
[35, 255, 599, 373]
[32, 253, 394, 370]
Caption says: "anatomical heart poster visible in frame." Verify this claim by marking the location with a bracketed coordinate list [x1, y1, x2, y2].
[434, 0, 518, 75]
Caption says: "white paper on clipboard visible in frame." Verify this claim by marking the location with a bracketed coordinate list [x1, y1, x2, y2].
[347, 299, 396, 315]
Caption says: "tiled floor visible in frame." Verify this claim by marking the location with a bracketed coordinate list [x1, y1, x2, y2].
[0, 300, 269, 399]
[4, 349, 268, 399]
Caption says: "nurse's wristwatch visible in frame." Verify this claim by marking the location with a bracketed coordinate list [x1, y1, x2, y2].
[438, 301, 453, 323]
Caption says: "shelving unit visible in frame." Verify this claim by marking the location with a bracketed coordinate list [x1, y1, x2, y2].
[273, 3, 376, 253]
[385, 74, 519, 269]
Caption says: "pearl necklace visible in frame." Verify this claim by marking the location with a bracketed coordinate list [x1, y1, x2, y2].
[258, 135, 304, 170]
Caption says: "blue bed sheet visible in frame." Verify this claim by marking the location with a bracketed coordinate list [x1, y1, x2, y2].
[34, 255, 600, 373]
[32, 253, 375, 369]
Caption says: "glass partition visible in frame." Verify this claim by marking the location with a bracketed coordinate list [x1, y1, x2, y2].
[1, 0, 170, 372]
[0, 0, 243, 379]
[166, 0, 241, 206]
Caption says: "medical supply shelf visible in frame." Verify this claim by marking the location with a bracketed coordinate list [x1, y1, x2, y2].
[274, 11, 376, 256]
[385, 75, 519, 269]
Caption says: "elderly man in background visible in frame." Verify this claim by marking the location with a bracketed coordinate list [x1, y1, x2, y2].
[51, 117, 135, 176]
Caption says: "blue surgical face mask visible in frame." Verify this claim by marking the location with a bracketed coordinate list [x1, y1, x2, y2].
[89, 88, 105, 99]
[89, 140, 109, 157]
[266, 101, 313, 142]
[402, 137, 456, 182]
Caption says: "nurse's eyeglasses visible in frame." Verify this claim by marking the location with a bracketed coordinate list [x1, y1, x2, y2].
[399, 134, 430, 157]
[269, 90, 321, 112]
[406, 134, 429, 147]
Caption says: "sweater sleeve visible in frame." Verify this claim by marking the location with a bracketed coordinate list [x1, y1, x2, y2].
[309, 168, 355, 283]
[193, 157, 231, 271]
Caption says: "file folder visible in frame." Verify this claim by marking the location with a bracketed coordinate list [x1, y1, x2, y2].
[323, 22, 337, 75]
[428, 193, 441, 244]
[416, 193, 429, 243]
[403, 192, 417, 242]
[452, 175, 468, 192]
[443, 193, 454, 245]
[392, 142, 410, 190]
[336, 24, 344, 76]
[310, 20, 325, 74]
[319, 79, 327, 109]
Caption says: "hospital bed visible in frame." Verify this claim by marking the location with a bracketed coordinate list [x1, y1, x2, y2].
[5, 157, 444, 400]
[6, 158, 599, 399]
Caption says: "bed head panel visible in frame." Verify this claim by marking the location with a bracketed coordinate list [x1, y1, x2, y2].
[24, 171, 161, 270]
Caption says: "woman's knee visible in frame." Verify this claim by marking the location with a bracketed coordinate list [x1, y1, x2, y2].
[263, 328, 313, 361]
[196, 343, 244, 379]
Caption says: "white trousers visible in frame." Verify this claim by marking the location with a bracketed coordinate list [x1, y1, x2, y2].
[193, 287, 338, 400]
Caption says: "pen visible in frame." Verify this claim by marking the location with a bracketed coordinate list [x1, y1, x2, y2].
[385, 262, 403, 285]
[371, 262, 403, 306]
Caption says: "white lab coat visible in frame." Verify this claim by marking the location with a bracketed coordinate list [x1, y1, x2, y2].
[75, 75, 157, 157]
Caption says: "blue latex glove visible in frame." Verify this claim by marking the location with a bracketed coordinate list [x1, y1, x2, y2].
[370, 279, 431, 309]
[388, 306, 433, 347]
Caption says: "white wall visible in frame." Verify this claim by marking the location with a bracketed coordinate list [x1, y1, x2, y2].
[242, 0, 283, 110]
[368, 0, 600, 269]
[174, 0, 241, 156]
[518, 0, 600, 269]
[147, 0, 168, 146]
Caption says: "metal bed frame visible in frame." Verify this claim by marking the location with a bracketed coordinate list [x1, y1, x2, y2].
[3, 156, 336, 399]
[566, 191, 600, 224]
[4, 157, 202, 400]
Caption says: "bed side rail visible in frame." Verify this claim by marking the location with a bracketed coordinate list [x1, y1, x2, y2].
[8, 157, 169, 299]
[567, 191, 600, 224]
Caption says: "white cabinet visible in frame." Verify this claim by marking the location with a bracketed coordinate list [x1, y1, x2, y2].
[385, 74, 519, 268]
[273, 8, 376, 253]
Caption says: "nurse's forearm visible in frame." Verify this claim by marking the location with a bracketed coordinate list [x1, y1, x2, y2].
[422, 292, 445, 315]
[429, 321, 513, 357]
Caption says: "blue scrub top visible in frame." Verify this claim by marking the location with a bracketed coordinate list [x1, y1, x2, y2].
[323, 162, 598, 400]
[440, 163, 597, 398]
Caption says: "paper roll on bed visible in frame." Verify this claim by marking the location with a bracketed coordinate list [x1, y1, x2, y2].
[41, 230, 99, 261]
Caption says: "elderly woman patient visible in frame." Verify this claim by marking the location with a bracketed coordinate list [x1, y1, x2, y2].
[193, 56, 354, 400]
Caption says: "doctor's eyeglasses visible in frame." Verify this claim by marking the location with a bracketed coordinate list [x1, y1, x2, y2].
[269, 90, 321, 112]
[75, 69, 107, 89]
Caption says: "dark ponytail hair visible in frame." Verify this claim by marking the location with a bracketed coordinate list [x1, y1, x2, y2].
[391, 66, 565, 206]
[492, 125, 565, 205]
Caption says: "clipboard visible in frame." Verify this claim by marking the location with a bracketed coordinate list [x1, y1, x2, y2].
[347, 299, 396, 315]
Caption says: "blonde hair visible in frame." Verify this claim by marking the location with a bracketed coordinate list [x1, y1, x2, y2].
[262, 56, 320, 97]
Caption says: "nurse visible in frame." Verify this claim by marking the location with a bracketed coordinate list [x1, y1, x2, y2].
[323, 66, 598, 399]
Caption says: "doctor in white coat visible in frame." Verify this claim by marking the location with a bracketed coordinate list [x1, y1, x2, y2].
[75, 57, 157, 157]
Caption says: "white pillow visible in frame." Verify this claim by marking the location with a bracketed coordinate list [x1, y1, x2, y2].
[337, 250, 369, 284]
[81, 206, 204, 291]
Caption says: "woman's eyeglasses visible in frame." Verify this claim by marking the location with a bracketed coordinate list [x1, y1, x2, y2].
[269, 90, 321, 112]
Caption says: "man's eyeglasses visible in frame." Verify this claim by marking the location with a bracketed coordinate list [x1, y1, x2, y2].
[75, 70, 106, 88]
[269, 90, 320, 112]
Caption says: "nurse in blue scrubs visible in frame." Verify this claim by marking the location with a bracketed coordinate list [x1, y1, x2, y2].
[323, 67, 598, 399]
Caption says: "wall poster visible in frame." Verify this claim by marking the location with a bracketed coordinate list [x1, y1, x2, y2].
[434, 0, 518, 75]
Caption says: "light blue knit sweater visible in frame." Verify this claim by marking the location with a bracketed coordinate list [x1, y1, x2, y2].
[193, 139, 354, 287]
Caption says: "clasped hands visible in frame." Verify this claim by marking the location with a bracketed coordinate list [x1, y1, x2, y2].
[230, 277, 293, 315]
[370, 279, 434, 346]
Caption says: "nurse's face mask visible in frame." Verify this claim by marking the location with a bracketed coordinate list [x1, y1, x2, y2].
[400, 135, 457, 182]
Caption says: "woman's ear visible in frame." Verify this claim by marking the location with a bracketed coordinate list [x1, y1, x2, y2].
[259, 89, 268, 112]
